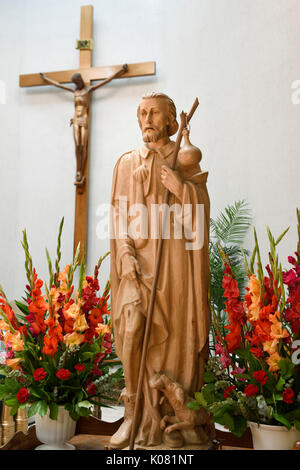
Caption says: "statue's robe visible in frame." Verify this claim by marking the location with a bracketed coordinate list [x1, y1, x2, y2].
[110, 140, 210, 446]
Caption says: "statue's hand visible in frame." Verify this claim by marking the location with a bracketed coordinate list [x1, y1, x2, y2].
[121, 254, 141, 289]
[161, 166, 183, 201]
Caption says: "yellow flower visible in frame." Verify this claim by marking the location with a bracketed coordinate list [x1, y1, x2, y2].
[64, 303, 80, 320]
[266, 352, 282, 372]
[4, 331, 24, 352]
[95, 323, 110, 337]
[0, 320, 11, 331]
[74, 314, 89, 333]
[63, 332, 84, 347]
[6, 357, 23, 370]
[270, 322, 290, 340]
[263, 339, 278, 355]
[57, 265, 71, 293]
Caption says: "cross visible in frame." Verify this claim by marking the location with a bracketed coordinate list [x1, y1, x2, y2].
[19, 5, 155, 259]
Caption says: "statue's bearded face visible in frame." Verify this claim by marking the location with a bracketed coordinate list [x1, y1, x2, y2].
[138, 98, 170, 143]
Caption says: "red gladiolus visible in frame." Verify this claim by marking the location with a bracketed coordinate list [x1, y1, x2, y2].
[250, 347, 265, 359]
[16, 387, 29, 404]
[75, 364, 85, 373]
[282, 388, 294, 404]
[87, 383, 97, 395]
[33, 367, 47, 381]
[56, 368, 70, 380]
[244, 384, 259, 398]
[253, 370, 268, 385]
[224, 385, 236, 399]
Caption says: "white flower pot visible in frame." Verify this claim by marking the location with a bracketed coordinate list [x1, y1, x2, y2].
[248, 421, 300, 450]
[35, 406, 77, 450]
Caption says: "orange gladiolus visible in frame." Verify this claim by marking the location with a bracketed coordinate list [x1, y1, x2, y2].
[74, 314, 88, 333]
[4, 331, 24, 352]
[64, 332, 84, 347]
[246, 275, 261, 322]
[95, 323, 111, 337]
[42, 335, 59, 356]
[64, 318, 74, 334]
[89, 308, 103, 326]
[6, 357, 23, 370]
[266, 352, 282, 372]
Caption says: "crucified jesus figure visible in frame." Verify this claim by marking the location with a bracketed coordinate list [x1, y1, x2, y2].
[40, 64, 127, 188]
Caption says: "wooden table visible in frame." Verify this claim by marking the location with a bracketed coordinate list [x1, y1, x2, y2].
[0, 416, 253, 450]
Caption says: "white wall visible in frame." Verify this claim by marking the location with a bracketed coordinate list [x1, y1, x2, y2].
[0, 0, 299, 300]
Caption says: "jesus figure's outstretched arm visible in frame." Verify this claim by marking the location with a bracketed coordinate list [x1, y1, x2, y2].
[40, 73, 74, 92]
[89, 64, 128, 92]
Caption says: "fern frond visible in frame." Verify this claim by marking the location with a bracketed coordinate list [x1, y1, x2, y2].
[210, 200, 252, 246]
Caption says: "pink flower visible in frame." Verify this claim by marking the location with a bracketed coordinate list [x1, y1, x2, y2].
[231, 366, 246, 381]
[288, 256, 297, 266]
[215, 342, 225, 355]
[283, 270, 297, 285]
[220, 354, 231, 368]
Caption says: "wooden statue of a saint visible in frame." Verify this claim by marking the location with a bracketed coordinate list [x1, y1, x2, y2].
[109, 93, 214, 449]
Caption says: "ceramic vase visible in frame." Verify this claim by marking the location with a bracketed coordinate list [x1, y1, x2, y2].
[35, 406, 76, 450]
[248, 421, 300, 450]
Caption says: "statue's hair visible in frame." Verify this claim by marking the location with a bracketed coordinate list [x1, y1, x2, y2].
[137, 92, 179, 136]
[71, 73, 85, 84]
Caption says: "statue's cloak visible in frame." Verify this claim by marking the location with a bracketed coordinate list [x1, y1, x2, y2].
[110, 140, 210, 446]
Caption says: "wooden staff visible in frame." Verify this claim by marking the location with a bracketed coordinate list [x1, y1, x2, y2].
[129, 98, 200, 450]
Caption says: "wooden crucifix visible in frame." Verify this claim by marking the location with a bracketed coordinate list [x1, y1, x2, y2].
[19, 5, 156, 258]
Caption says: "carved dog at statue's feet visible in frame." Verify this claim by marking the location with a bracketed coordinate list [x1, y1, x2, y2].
[149, 372, 215, 447]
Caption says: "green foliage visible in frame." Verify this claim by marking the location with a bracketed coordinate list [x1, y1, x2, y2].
[209, 200, 252, 341]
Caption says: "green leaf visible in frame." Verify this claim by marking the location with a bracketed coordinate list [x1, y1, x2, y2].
[0, 385, 8, 400]
[294, 420, 300, 432]
[77, 400, 93, 409]
[5, 378, 21, 394]
[233, 415, 247, 438]
[75, 404, 91, 417]
[202, 388, 215, 405]
[14, 300, 29, 315]
[275, 377, 285, 391]
[81, 352, 94, 360]
[36, 400, 48, 418]
[213, 404, 232, 421]
[203, 371, 217, 383]
[4, 397, 19, 407]
[49, 403, 59, 420]
[274, 413, 292, 430]
[220, 412, 235, 433]
[194, 391, 207, 407]
[10, 405, 19, 416]
[30, 385, 50, 401]
[28, 401, 40, 418]
[285, 410, 300, 422]
[278, 359, 289, 377]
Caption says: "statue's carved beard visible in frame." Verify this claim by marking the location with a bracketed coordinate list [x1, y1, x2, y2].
[142, 126, 168, 143]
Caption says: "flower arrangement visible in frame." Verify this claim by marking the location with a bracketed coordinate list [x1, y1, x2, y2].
[0, 219, 113, 421]
[190, 209, 300, 437]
